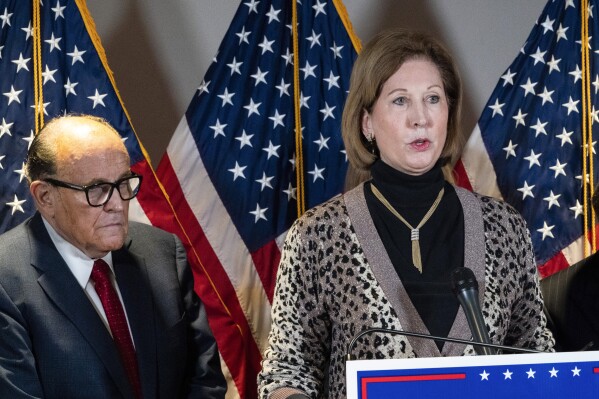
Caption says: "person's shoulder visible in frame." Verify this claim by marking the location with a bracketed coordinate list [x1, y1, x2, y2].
[125, 222, 182, 265]
[570, 252, 599, 281]
[0, 221, 27, 242]
[285, 192, 350, 238]
[0, 220, 36, 280]
[127, 221, 177, 245]
[459, 188, 522, 217]
[0, 219, 32, 255]
[297, 192, 348, 223]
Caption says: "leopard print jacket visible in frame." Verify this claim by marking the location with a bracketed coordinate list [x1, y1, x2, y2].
[258, 184, 555, 398]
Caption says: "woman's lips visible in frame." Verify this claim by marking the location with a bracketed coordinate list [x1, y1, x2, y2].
[410, 138, 430, 151]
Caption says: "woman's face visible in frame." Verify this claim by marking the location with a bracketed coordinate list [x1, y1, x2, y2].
[362, 59, 449, 175]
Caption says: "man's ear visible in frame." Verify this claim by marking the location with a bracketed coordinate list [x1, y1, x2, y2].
[30, 180, 56, 216]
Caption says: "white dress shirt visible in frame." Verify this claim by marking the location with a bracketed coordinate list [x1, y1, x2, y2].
[42, 216, 135, 343]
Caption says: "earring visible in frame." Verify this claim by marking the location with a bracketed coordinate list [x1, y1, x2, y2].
[367, 131, 377, 155]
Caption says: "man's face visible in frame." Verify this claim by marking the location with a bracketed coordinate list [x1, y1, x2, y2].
[41, 120, 131, 259]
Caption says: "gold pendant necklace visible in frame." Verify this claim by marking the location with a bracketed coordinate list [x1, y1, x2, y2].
[371, 184, 445, 273]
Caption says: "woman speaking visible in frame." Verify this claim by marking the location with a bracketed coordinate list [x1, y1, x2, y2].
[258, 29, 554, 399]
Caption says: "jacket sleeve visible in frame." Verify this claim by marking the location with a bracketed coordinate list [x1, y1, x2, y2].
[0, 281, 44, 398]
[499, 205, 555, 352]
[258, 218, 330, 398]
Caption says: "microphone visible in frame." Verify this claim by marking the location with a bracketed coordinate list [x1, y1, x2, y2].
[451, 267, 496, 355]
[346, 327, 539, 360]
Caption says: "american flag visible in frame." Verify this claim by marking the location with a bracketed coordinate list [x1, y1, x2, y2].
[0, 0, 177, 235]
[156, 0, 359, 396]
[0, 0, 198, 371]
[455, 0, 599, 277]
[347, 352, 599, 398]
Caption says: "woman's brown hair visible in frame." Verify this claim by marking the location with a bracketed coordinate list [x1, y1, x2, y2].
[342, 29, 463, 189]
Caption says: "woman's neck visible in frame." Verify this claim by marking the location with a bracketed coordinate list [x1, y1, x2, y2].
[370, 160, 445, 208]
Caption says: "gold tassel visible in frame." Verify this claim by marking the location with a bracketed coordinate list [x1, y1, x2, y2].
[411, 228, 422, 273]
[371, 184, 444, 274]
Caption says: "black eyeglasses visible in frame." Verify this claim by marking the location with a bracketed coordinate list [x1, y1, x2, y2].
[43, 174, 143, 207]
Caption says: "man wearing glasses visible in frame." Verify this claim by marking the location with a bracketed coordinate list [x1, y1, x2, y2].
[0, 115, 226, 398]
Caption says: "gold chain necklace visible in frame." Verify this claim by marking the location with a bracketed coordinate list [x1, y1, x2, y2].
[371, 184, 445, 273]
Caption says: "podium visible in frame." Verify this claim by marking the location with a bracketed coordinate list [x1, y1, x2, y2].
[347, 351, 599, 398]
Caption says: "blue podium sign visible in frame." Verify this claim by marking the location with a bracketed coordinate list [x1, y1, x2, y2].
[347, 351, 599, 398]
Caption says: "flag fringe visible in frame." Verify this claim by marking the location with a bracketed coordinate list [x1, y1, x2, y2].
[332, 0, 362, 53]
[33, 0, 44, 131]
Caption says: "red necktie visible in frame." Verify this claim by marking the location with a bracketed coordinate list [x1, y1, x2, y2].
[91, 259, 143, 399]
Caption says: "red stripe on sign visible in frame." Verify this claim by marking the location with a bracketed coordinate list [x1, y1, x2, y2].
[361, 373, 466, 398]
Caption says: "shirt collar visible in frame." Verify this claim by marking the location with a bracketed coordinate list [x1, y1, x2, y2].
[41, 216, 114, 289]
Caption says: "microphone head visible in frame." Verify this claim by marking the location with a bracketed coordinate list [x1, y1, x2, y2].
[451, 267, 478, 295]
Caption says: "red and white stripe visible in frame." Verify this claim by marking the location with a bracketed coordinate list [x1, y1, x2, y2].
[150, 116, 279, 398]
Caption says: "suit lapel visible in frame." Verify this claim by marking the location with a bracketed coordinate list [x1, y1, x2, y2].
[28, 214, 135, 399]
[113, 243, 158, 398]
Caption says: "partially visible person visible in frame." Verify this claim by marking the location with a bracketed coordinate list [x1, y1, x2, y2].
[258, 29, 554, 398]
[0, 115, 226, 398]
[541, 186, 599, 351]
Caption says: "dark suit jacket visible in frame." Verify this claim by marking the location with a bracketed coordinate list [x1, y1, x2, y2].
[541, 253, 599, 351]
[0, 213, 226, 398]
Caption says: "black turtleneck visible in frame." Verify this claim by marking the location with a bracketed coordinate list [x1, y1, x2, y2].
[364, 160, 464, 351]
